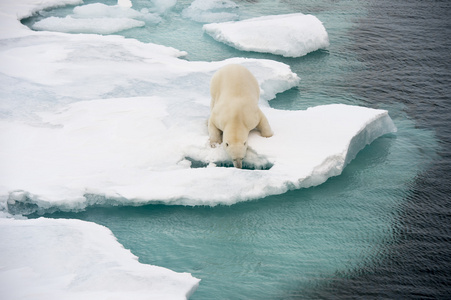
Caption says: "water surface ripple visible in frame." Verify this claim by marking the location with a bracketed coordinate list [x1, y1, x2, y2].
[29, 0, 451, 298]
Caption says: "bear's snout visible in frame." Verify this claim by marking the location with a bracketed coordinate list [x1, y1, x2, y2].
[233, 158, 243, 169]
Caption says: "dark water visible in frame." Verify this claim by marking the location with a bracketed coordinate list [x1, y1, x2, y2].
[27, 0, 451, 298]
[300, 1, 451, 298]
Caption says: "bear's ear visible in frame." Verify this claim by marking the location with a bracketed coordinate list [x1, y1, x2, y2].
[244, 141, 247, 146]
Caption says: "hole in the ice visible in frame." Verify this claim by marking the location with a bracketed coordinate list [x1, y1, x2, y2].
[7, 198, 39, 215]
[184, 157, 273, 170]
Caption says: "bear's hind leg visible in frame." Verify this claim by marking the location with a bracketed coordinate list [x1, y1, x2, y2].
[257, 111, 273, 137]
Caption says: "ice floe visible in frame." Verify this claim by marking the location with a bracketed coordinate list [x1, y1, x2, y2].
[203, 13, 330, 57]
[0, 0, 394, 212]
[118, 0, 132, 9]
[1, 99, 395, 211]
[31, 2, 162, 34]
[32, 15, 146, 34]
[0, 217, 199, 300]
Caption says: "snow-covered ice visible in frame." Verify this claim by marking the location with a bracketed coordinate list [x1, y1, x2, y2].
[0, 0, 396, 297]
[31, 3, 162, 34]
[118, 0, 132, 9]
[32, 15, 146, 34]
[0, 0, 394, 212]
[203, 13, 330, 57]
[1, 100, 396, 210]
[0, 217, 199, 300]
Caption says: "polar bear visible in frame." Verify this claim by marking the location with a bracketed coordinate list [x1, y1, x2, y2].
[208, 64, 273, 168]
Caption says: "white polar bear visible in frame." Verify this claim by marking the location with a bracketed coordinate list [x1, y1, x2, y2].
[208, 64, 273, 168]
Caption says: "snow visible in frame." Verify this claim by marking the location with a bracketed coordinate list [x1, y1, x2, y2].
[0, 217, 200, 300]
[118, 0, 132, 8]
[203, 13, 330, 57]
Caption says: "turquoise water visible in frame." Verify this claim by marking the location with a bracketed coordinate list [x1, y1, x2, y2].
[44, 117, 436, 298]
[27, 0, 445, 298]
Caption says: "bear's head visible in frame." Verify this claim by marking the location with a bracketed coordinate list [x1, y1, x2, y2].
[223, 139, 247, 169]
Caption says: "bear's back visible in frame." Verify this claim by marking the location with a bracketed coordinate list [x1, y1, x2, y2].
[210, 64, 260, 107]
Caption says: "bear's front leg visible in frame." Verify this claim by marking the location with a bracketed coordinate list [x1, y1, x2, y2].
[208, 118, 223, 147]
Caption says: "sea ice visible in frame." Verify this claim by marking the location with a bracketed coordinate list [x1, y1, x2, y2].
[0, 0, 397, 297]
[32, 16, 146, 34]
[203, 13, 330, 57]
[32, 2, 162, 34]
[0, 0, 83, 38]
[1, 99, 395, 210]
[0, 0, 395, 212]
[118, 0, 132, 8]
[0, 217, 199, 300]
[0, 1, 202, 296]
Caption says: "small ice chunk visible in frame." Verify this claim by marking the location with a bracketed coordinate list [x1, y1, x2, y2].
[203, 13, 330, 57]
[32, 16, 145, 34]
[117, 0, 132, 8]
[182, 0, 239, 23]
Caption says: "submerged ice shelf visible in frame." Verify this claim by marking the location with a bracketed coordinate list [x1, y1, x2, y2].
[182, 0, 239, 23]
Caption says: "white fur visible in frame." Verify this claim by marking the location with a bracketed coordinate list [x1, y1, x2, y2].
[208, 64, 273, 168]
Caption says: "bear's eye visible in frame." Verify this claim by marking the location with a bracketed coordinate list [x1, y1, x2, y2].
[225, 142, 229, 147]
